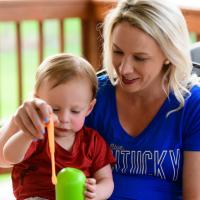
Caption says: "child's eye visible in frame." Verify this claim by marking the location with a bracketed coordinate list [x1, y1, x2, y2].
[71, 110, 80, 114]
[53, 108, 59, 112]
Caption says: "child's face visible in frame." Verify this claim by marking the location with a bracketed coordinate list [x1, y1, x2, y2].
[37, 76, 95, 137]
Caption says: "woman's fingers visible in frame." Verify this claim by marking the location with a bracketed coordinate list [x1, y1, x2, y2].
[14, 98, 52, 139]
[15, 110, 36, 137]
[14, 105, 42, 139]
[34, 98, 53, 122]
[26, 101, 45, 134]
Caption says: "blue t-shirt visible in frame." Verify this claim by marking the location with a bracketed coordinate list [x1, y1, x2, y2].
[85, 75, 200, 200]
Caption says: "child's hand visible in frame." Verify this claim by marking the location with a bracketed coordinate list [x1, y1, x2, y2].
[85, 178, 97, 200]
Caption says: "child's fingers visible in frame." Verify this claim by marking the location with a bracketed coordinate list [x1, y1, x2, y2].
[85, 178, 96, 199]
[86, 184, 96, 193]
[86, 178, 96, 185]
[85, 190, 96, 200]
[85, 178, 96, 192]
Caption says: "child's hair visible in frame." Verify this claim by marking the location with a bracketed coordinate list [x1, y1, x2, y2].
[34, 53, 98, 99]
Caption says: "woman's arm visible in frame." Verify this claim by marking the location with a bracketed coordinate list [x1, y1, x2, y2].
[183, 151, 200, 200]
[85, 164, 114, 200]
[3, 130, 34, 164]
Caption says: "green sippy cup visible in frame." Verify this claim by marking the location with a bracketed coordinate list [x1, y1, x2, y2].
[56, 167, 86, 200]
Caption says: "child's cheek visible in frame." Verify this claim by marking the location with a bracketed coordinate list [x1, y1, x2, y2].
[72, 116, 85, 132]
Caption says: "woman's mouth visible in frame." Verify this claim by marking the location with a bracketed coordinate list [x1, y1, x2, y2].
[121, 76, 139, 85]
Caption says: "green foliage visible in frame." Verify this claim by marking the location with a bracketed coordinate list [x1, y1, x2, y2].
[0, 19, 81, 122]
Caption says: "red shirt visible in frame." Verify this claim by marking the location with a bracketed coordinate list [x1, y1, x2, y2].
[12, 127, 115, 200]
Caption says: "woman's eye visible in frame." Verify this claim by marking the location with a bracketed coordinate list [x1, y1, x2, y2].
[134, 56, 147, 61]
[113, 50, 123, 55]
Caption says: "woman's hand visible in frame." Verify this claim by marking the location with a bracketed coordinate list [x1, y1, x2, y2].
[85, 178, 97, 200]
[13, 98, 53, 140]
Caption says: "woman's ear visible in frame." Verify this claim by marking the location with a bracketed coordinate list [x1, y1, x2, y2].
[86, 99, 96, 116]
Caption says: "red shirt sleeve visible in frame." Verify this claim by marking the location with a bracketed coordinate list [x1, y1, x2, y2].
[23, 139, 45, 161]
[88, 129, 116, 174]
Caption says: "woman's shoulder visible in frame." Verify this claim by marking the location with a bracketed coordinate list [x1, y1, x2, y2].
[183, 85, 200, 114]
[187, 85, 200, 103]
[96, 74, 114, 97]
[97, 73, 112, 87]
[85, 74, 116, 128]
[190, 84, 200, 96]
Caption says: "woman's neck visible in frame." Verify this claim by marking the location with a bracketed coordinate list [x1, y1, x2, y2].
[116, 78, 167, 107]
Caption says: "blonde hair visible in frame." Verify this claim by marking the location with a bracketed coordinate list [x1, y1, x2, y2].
[103, 0, 199, 113]
[34, 53, 98, 99]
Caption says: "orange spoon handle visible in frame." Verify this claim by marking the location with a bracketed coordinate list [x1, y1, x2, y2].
[47, 116, 57, 185]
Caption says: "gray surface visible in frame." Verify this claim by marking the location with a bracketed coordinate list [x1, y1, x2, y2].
[191, 42, 200, 64]
[191, 42, 200, 76]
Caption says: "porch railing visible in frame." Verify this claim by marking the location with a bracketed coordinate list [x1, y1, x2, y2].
[0, 0, 98, 108]
[0, 0, 200, 108]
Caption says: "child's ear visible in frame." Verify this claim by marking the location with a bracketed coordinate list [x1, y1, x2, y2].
[86, 99, 96, 116]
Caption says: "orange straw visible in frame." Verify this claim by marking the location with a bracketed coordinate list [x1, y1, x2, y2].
[47, 116, 57, 185]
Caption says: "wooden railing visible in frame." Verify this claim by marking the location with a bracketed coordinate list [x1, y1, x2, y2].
[0, 0, 200, 106]
[91, 0, 200, 39]
[0, 0, 93, 107]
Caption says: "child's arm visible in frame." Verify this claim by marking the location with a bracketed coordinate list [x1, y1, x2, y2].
[3, 130, 35, 164]
[0, 98, 50, 167]
[85, 164, 114, 200]
[0, 116, 20, 167]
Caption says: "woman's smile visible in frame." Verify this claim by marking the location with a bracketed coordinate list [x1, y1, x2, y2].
[121, 75, 140, 85]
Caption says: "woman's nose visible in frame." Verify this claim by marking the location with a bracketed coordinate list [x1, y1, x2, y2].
[119, 56, 134, 75]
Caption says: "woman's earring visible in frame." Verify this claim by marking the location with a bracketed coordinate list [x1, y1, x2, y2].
[164, 60, 170, 65]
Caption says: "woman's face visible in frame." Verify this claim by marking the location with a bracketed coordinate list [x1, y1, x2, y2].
[112, 21, 167, 94]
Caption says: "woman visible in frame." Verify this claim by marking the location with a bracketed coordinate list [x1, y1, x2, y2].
[1, 0, 200, 199]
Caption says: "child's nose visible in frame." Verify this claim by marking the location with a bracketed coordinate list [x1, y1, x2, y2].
[59, 112, 70, 123]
